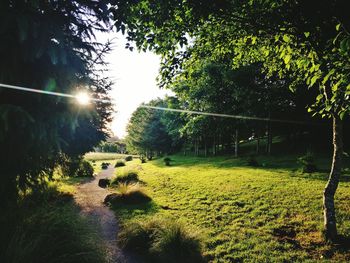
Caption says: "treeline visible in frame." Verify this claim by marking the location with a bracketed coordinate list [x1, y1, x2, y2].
[126, 61, 342, 157]
[95, 136, 127, 153]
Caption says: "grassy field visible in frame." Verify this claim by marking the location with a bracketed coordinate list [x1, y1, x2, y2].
[84, 152, 135, 161]
[109, 154, 350, 262]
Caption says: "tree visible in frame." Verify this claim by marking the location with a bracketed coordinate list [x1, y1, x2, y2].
[110, 0, 350, 241]
[126, 99, 174, 157]
[0, 0, 112, 208]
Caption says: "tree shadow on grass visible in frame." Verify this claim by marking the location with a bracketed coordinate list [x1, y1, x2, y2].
[321, 235, 350, 259]
[109, 201, 159, 220]
[289, 171, 350, 182]
[62, 176, 95, 186]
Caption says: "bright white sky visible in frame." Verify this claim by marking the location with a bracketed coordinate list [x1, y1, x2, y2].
[98, 32, 173, 138]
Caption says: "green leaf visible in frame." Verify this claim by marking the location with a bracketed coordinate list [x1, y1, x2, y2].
[316, 94, 323, 101]
[336, 23, 341, 31]
[283, 34, 290, 43]
[284, 54, 291, 64]
[304, 32, 310, 38]
[340, 111, 347, 120]
[310, 75, 319, 86]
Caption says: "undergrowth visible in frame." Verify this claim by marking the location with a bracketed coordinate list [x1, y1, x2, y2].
[0, 184, 106, 263]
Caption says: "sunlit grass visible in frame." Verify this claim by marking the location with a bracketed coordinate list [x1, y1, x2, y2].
[112, 155, 350, 262]
[84, 152, 136, 161]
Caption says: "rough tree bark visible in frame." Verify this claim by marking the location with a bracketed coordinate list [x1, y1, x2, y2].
[323, 116, 343, 242]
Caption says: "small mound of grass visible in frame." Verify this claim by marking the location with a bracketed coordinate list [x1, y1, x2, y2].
[117, 217, 204, 263]
[115, 159, 126, 167]
[125, 155, 133, 161]
[101, 162, 110, 170]
[246, 155, 259, 167]
[163, 157, 172, 166]
[111, 169, 139, 184]
[105, 183, 151, 205]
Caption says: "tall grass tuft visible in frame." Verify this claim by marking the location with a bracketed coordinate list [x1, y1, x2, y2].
[105, 183, 151, 205]
[1, 185, 106, 263]
[114, 159, 126, 167]
[111, 169, 139, 184]
[118, 217, 204, 263]
[125, 155, 133, 162]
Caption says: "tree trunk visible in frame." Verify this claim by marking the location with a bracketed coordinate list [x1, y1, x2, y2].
[235, 129, 239, 158]
[213, 136, 216, 156]
[266, 121, 272, 154]
[256, 135, 260, 154]
[323, 116, 343, 242]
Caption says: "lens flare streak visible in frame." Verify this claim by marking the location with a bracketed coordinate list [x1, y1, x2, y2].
[0, 82, 320, 125]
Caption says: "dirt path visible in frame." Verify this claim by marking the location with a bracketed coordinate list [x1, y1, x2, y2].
[74, 165, 128, 263]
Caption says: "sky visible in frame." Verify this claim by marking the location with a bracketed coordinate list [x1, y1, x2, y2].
[98, 32, 173, 138]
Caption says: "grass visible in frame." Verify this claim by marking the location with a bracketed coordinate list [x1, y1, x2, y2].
[111, 166, 140, 185]
[1, 183, 106, 263]
[84, 152, 132, 161]
[105, 183, 151, 205]
[115, 159, 126, 167]
[111, 154, 350, 262]
[117, 217, 204, 263]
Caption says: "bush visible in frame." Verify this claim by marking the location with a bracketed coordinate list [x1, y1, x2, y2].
[61, 157, 81, 176]
[60, 157, 94, 177]
[76, 161, 94, 177]
[98, 178, 110, 188]
[101, 162, 110, 170]
[140, 155, 146, 164]
[115, 159, 126, 167]
[298, 152, 317, 173]
[117, 218, 204, 263]
[125, 155, 133, 162]
[246, 156, 259, 167]
[111, 169, 139, 184]
[163, 157, 172, 166]
[104, 183, 151, 205]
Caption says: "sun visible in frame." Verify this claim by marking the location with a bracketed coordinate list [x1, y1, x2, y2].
[75, 92, 90, 105]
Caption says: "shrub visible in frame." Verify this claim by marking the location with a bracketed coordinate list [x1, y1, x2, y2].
[98, 178, 110, 188]
[117, 218, 204, 263]
[246, 155, 259, 167]
[61, 157, 81, 176]
[125, 155, 133, 162]
[115, 159, 126, 167]
[104, 183, 151, 205]
[76, 161, 94, 177]
[111, 169, 139, 184]
[101, 162, 110, 170]
[140, 155, 146, 163]
[60, 157, 94, 177]
[163, 157, 172, 166]
[298, 152, 317, 173]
